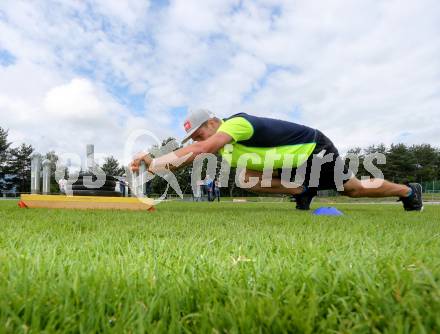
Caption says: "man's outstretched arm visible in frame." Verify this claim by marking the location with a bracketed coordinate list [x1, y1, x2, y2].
[130, 132, 232, 173]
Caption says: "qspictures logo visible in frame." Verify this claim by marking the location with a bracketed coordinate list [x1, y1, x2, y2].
[55, 129, 387, 205]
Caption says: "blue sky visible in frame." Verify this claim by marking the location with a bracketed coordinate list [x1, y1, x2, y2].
[0, 49, 16, 66]
[1, 0, 439, 164]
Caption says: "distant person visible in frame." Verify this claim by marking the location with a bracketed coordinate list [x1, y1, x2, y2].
[214, 179, 221, 202]
[193, 180, 204, 201]
[145, 180, 153, 196]
[119, 176, 126, 197]
[131, 109, 423, 211]
[58, 178, 67, 193]
[205, 175, 214, 201]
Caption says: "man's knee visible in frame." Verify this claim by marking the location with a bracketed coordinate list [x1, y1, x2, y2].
[341, 178, 364, 197]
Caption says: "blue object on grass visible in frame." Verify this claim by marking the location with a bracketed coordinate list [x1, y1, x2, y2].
[313, 207, 343, 216]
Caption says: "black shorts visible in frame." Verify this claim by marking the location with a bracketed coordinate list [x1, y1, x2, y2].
[278, 130, 353, 191]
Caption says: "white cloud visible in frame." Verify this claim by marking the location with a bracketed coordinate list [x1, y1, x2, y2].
[44, 79, 107, 120]
[93, 0, 150, 27]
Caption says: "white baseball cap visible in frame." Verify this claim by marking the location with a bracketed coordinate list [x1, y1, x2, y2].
[181, 109, 215, 144]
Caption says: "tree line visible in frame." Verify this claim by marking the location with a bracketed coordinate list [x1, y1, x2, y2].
[0, 127, 126, 194]
[1, 126, 439, 195]
[347, 143, 440, 184]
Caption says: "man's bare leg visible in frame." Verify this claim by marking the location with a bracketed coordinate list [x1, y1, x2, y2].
[342, 177, 411, 198]
[238, 169, 304, 195]
[239, 170, 412, 198]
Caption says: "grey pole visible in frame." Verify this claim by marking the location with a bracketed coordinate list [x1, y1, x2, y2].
[127, 162, 147, 197]
[124, 178, 129, 197]
[30, 153, 42, 194]
[138, 161, 147, 198]
[42, 159, 51, 195]
[86, 144, 94, 172]
[127, 168, 137, 197]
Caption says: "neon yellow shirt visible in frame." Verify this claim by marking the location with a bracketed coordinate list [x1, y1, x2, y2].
[217, 115, 316, 171]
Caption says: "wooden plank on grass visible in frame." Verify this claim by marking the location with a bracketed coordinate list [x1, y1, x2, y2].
[19, 194, 155, 211]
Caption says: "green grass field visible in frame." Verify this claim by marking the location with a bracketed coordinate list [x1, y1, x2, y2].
[0, 200, 439, 333]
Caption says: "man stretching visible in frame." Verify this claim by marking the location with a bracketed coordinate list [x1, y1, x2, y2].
[131, 109, 423, 211]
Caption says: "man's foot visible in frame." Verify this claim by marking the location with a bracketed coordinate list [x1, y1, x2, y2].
[399, 183, 423, 211]
[291, 188, 318, 210]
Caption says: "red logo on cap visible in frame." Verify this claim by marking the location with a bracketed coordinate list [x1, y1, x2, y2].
[184, 120, 192, 131]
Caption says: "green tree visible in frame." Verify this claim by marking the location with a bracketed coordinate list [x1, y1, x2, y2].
[0, 127, 11, 168]
[102, 156, 124, 176]
[345, 147, 364, 177]
[8, 143, 34, 193]
[44, 151, 61, 193]
[362, 143, 388, 178]
[410, 144, 439, 182]
[148, 137, 194, 196]
[0, 127, 13, 194]
[385, 143, 415, 183]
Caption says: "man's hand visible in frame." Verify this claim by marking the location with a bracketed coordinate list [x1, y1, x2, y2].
[130, 152, 153, 172]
